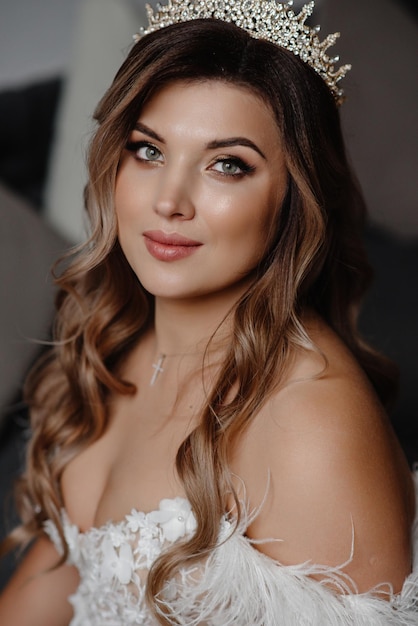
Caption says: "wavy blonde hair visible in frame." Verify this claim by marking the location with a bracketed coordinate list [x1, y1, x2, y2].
[9, 19, 396, 624]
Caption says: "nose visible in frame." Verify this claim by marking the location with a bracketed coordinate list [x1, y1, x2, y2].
[152, 167, 195, 220]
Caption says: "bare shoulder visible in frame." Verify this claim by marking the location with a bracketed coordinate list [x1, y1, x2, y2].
[232, 318, 414, 593]
[0, 536, 79, 625]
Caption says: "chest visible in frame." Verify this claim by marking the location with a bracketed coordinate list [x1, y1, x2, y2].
[61, 386, 199, 531]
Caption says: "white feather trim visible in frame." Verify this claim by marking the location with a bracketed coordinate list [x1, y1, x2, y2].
[157, 472, 418, 625]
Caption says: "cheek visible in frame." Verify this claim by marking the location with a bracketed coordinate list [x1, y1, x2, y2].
[114, 171, 130, 222]
[114, 168, 144, 228]
[209, 187, 278, 248]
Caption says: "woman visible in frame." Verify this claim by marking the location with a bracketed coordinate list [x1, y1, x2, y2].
[0, 1, 417, 624]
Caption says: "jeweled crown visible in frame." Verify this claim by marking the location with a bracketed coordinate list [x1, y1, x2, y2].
[134, 0, 351, 105]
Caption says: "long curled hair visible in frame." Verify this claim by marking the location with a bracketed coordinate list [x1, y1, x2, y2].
[11, 18, 396, 624]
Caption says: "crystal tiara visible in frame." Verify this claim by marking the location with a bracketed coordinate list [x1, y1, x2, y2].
[134, 0, 351, 104]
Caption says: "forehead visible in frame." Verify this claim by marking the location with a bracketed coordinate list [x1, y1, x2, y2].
[137, 80, 282, 147]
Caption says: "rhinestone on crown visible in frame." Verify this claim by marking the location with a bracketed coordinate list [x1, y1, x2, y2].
[133, 0, 351, 105]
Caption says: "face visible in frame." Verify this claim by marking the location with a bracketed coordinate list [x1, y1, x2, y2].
[115, 80, 287, 303]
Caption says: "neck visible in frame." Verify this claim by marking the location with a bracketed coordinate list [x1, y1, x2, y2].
[152, 277, 255, 354]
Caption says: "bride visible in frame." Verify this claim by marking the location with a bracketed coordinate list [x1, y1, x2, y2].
[0, 2, 416, 624]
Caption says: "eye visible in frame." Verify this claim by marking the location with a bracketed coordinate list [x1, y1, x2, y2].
[126, 141, 164, 163]
[210, 157, 255, 178]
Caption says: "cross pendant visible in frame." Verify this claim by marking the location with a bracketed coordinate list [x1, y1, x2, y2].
[150, 354, 166, 386]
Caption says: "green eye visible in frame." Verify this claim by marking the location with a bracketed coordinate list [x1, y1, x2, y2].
[221, 160, 239, 174]
[211, 157, 254, 177]
[143, 145, 162, 161]
[126, 141, 164, 163]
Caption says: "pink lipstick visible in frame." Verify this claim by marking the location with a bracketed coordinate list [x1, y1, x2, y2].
[143, 230, 202, 261]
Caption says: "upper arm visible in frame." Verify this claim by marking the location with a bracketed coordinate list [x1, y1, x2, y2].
[239, 373, 412, 594]
[0, 536, 79, 626]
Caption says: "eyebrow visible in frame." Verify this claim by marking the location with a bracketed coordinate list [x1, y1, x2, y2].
[134, 122, 165, 143]
[133, 123, 266, 160]
[206, 138, 266, 160]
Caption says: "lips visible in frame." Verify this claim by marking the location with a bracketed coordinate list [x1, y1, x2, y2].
[143, 230, 203, 261]
[144, 230, 202, 246]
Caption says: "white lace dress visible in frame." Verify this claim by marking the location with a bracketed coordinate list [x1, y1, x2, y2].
[44, 477, 418, 625]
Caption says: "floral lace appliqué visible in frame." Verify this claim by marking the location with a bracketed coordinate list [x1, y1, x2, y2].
[44, 497, 197, 625]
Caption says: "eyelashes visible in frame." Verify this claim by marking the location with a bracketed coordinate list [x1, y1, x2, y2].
[125, 140, 256, 179]
[126, 141, 163, 163]
[210, 157, 255, 178]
